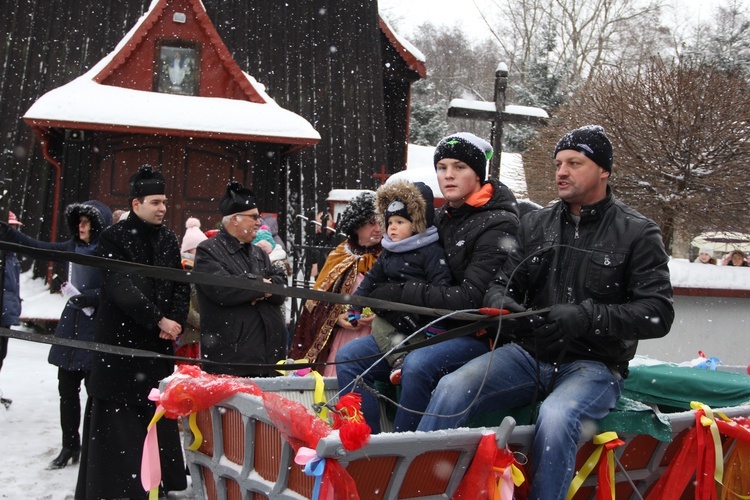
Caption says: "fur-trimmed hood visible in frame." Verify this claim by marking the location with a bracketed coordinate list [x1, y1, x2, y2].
[376, 180, 434, 234]
[64, 200, 113, 245]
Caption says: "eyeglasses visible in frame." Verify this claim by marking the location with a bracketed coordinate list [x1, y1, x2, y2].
[235, 213, 261, 221]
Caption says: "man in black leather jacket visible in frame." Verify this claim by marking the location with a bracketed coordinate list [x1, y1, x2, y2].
[418, 125, 674, 500]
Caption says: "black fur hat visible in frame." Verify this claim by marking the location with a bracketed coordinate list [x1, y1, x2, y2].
[129, 165, 165, 198]
[219, 181, 258, 215]
[338, 191, 376, 239]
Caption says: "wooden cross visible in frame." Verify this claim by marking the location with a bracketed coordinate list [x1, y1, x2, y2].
[447, 62, 548, 179]
[373, 163, 390, 185]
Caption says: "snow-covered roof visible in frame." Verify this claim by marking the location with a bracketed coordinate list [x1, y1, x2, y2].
[23, 76, 321, 143]
[23, 0, 320, 145]
[379, 17, 427, 78]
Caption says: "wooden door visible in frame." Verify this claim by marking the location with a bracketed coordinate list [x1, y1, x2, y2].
[91, 134, 253, 236]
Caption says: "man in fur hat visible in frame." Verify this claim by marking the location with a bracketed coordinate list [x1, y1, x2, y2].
[77, 165, 189, 499]
[347, 180, 453, 385]
[193, 181, 287, 377]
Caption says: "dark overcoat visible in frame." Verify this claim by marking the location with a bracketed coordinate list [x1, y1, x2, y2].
[87, 211, 189, 405]
[194, 228, 287, 377]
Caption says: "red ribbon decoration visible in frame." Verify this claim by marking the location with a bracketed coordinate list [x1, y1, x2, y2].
[453, 433, 526, 499]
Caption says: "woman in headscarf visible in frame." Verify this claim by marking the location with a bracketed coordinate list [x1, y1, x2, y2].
[289, 192, 383, 376]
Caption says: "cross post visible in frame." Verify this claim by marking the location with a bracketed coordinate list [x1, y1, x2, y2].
[372, 163, 390, 185]
[447, 62, 548, 179]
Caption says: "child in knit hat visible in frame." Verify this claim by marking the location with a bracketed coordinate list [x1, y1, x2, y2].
[347, 180, 453, 384]
[253, 227, 291, 276]
[696, 246, 716, 265]
[181, 217, 208, 270]
[178, 217, 208, 362]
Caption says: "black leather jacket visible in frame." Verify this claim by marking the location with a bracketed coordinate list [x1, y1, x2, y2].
[486, 188, 674, 375]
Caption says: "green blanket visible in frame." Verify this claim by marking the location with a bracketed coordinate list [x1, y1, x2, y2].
[470, 364, 750, 442]
[623, 364, 750, 410]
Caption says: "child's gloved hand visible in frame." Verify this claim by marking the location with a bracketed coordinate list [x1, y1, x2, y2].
[347, 307, 362, 327]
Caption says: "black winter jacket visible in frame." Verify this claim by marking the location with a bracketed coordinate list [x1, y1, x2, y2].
[194, 228, 287, 377]
[88, 212, 189, 405]
[486, 188, 674, 375]
[354, 229, 452, 298]
[397, 179, 520, 311]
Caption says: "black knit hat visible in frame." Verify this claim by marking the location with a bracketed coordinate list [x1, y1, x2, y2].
[219, 181, 258, 215]
[415, 182, 435, 228]
[384, 199, 411, 224]
[129, 165, 165, 198]
[553, 125, 613, 172]
[433, 132, 493, 181]
[338, 191, 376, 239]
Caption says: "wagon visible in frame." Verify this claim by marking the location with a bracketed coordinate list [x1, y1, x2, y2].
[166, 362, 750, 499]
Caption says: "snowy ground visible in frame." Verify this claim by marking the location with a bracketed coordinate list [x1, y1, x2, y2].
[0, 338, 194, 500]
[0, 337, 83, 500]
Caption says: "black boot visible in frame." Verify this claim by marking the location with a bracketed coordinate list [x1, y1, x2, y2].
[47, 447, 80, 470]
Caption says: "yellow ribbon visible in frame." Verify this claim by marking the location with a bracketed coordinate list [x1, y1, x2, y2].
[310, 369, 327, 421]
[691, 401, 724, 485]
[275, 359, 328, 421]
[147, 408, 166, 430]
[187, 413, 203, 451]
[566, 431, 620, 500]
[490, 462, 525, 499]
[510, 463, 525, 487]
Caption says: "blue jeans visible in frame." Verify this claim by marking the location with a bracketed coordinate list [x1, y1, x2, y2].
[418, 343, 624, 500]
[335, 334, 490, 433]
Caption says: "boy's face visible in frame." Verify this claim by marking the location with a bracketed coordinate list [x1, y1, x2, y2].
[436, 158, 482, 208]
[387, 215, 413, 242]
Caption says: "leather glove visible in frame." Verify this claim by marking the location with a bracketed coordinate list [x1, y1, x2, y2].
[484, 294, 526, 314]
[368, 283, 404, 304]
[346, 306, 361, 327]
[68, 294, 88, 308]
[393, 312, 418, 333]
[532, 304, 591, 348]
